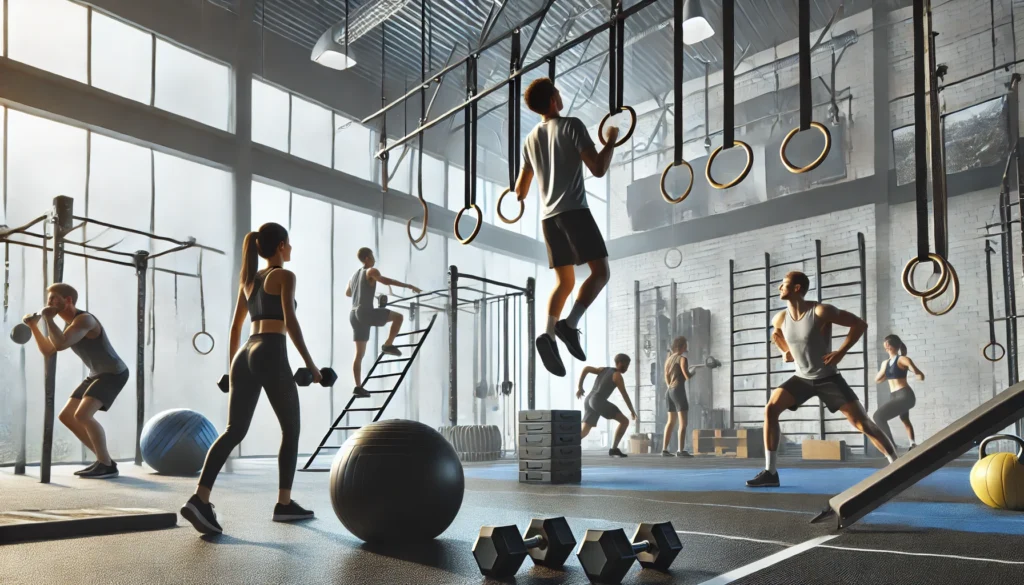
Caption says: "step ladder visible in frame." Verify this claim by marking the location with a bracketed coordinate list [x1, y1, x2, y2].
[299, 313, 438, 471]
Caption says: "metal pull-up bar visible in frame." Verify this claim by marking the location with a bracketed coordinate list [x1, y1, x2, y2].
[374, 0, 662, 159]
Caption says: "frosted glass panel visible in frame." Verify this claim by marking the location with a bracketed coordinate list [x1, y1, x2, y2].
[90, 12, 153, 104]
[388, 148, 413, 194]
[288, 195, 334, 450]
[252, 80, 290, 152]
[289, 96, 332, 167]
[334, 115, 375, 180]
[447, 165, 465, 213]
[5, 110, 87, 463]
[150, 152, 233, 433]
[251, 181, 290, 230]
[8, 0, 87, 83]
[154, 39, 230, 130]
[421, 154, 446, 207]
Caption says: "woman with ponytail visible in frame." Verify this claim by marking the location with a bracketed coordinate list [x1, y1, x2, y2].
[182, 222, 319, 534]
[872, 334, 925, 450]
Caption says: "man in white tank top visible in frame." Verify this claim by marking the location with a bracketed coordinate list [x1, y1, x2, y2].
[746, 271, 897, 488]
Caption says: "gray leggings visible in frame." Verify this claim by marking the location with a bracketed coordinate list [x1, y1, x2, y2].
[872, 387, 916, 443]
[199, 334, 300, 491]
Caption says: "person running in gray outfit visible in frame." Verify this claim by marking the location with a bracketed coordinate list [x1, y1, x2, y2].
[873, 334, 925, 450]
[577, 354, 636, 457]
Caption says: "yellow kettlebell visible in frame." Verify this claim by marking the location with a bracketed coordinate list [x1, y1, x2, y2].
[970, 434, 1024, 511]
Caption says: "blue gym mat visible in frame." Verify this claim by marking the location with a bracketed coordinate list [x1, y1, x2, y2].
[465, 464, 1024, 534]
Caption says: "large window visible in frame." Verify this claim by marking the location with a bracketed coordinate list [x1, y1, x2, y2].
[90, 11, 153, 104]
[290, 96, 333, 167]
[334, 114, 376, 181]
[154, 39, 230, 131]
[8, 0, 88, 83]
[252, 80, 290, 152]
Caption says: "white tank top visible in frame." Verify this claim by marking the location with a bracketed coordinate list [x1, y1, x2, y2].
[781, 302, 835, 380]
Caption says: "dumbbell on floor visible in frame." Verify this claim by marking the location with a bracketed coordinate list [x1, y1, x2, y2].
[577, 522, 682, 584]
[216, 367, 338, 393]
[473, 517, 577, 578]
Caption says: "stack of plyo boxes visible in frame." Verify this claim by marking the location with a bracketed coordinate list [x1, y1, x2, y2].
[518, 410, 582, 484]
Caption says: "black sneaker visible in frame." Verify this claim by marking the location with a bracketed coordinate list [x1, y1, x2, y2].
[746, 469, 780, 488]
[536, 334, 566, 377]
[353, 386, 371, 398]
[181, 494, 223, 535]
[273, 500, 315, 522]
[661, 451, 675, 457]
[609, 448, 628, 458]
[554, 320, 587, 361]
[676, 451, 693, 458]
[79, 461, 118, 479]
[381, 345, 402, 357]
[74, 461, 100, 476]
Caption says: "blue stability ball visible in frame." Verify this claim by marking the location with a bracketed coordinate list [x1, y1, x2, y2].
[140, 409, 218, 476]
[330, 419, 465, 543]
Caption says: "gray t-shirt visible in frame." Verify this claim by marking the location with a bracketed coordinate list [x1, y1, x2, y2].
[585, 367, 618, 407]
[522, 117, 595, 219]
[780, 303, 836, 380]
[348, 268, 376, 311]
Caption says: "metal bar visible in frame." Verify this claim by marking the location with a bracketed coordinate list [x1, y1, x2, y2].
[40, 197, 73, 484]
[732, 283, 764, 291]
[377, 0, 663, 157]
[733, 310, 765, 318]
[133, 252, 148, 465]
[448, 265, 458, 425]
[820, 281, 863, 289]
[733, 340, 763, 347]
[70, 215, 225, 255]
[821, 293, 861, 301]
[0, 214, 50, 239]
[634, 280, 641, 433]
[819, 248, 859, 258]
[732, 266, 766, 275]
[453, 271, 530, 293]
[764, 252, 772, 407]
[770, 257, 814, 268]
[858, 232, 869, 445]
[527, 276, 535, 409]
[729, 261, 736, 427]
[819, 267, 859, 276]
[361, 1, 556, 125]
[814, 239, 826, 440]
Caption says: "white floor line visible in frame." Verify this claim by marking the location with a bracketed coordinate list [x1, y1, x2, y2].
[817, 544, 1024, 566]
[464, 488, 808, 515]
[676, 529, 792, 547]
[695, 535, 839, 585]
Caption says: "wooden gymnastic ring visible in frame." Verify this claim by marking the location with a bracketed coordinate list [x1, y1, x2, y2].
[454, 204, 483, 245]
[982, 341, 1006, 362]
[496, 188, 524, 224]
[780, 122, 832, 174]
[901, 253, 949, 299]
[192, 331, 215, 356]
[406, 198, 429, 246]
[705, 141, 753, 190]
[660, 160, 694, 204]
[598, 105, 637, 147]
[921, 260, 959, 316]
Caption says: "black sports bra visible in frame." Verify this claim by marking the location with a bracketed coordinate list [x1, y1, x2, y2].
[247, 267, 297, 322]
[885, 357, 908, 380]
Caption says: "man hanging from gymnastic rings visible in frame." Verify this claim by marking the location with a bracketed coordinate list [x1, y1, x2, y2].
[747, 271, 898, 488]
[513, 78, 621, 377]
[23, 283, 129, 480]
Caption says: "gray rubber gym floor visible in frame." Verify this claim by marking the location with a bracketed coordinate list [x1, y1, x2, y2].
[2, 454, 1022, 585]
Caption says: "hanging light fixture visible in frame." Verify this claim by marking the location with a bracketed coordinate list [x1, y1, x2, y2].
[682, 0, 715, 45]
[312, 0, 414, 70]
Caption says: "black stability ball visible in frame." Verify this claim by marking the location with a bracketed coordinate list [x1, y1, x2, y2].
[140, 409, 218, 476]
[329, 419, 464, 543]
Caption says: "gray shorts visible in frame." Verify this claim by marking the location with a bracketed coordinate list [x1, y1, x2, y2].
[666, 384, 688, 412]
[71, 370, 129, 412]
[583, 398, 623, 426]
[350, 307, 392, 342]
[780, 374, 859, 413]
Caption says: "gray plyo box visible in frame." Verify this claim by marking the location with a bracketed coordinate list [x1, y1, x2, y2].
[518, 421, 581, 437]
[519, 434, 581, 447]
[519, 469, 582, 484]
[519, 446, 582, 460]
[519, 458, 582, 473]
[519, 410, 581, 423]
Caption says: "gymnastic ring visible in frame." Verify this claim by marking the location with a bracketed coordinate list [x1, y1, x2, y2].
[780, 122, 832, 174]
[982, 341, 1006, 362]
[598, 105, 637, 147]
[901, 253, 948, 298]
[191, 331, 215, 356]
[659, 160, 694, 204]
[496, 188, 524, 224]
[406, 199, 429, 245]
[454, 204, 483, 245]
[921, 261, 959, 316]
[705, 141, 753, 190]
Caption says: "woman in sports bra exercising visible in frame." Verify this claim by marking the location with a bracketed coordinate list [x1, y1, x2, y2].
[182, 222, 320, 535]
[872, 334, 924, 450]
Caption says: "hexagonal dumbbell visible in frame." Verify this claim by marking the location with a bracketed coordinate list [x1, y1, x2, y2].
[473, 517, 577, 578]
[576, 521, 682, 584]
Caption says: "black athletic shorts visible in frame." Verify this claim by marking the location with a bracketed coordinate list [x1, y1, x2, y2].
[541, 208, 609, 269]
[583, 398, 623, 426]
[71, 369, 129, 412]
[666, 384, 688, 412]
[780, 374, 859, 413]
[350, 307, 393, 342]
